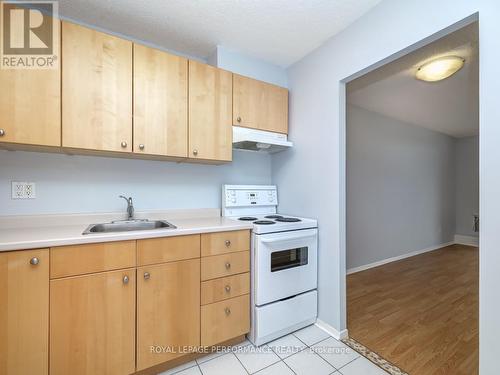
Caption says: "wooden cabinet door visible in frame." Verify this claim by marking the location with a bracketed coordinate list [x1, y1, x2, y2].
[62, 22, 132, 152]
[134, 44, 188, 157]
[188, 60, 232, 161]
[50, 269, 135, 375]
[0, 20, 60, 146]
[0, 249, 49, 375]
[137, 259, 200, 370]
[233, 74, 288, 134]
[201, 294, 250, 346]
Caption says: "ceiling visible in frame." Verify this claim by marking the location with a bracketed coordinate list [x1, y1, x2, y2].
[57, 0, 381, 67]
[347, 23, 479, 138]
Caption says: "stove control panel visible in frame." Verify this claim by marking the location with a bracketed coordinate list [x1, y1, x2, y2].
[223, 185, 278, 207]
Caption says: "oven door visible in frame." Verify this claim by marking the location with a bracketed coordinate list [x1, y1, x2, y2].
[253, 228, 317, 306]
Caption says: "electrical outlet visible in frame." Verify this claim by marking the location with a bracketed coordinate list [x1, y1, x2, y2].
[11, 181, 36, 199]
[12, 181, 25, 199]
[25, 182, 36, 199]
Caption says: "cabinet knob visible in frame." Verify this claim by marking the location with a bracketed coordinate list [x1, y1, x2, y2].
[193, 149, 198, 156]
[121, 141, 128, 148]
[29, 257, 39, 265]
[225, 262, 231, 270]
[0, 129, 5, 137]
[225, 307, 231, 315]
[144, 272, 151, 280]
[225, 285, 231, 293]
[139, 144, 145, 150]
[225, 240, 231, 247]
[236, 116, 242, 123]
[123, 275, 129, 284]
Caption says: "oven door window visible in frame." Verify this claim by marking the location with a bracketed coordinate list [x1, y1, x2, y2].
[270, 247, 308, 272]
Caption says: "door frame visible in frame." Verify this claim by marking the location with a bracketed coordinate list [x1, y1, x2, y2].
[337, 13, 480, 332]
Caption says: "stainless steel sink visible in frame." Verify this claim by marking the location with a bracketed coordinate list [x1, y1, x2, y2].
[82, 219, 176, 235]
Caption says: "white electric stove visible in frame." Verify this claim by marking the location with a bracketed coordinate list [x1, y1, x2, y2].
[222, 185, 318, 346]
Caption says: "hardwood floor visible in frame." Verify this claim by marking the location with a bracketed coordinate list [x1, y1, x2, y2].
[347, 244, 478, 375]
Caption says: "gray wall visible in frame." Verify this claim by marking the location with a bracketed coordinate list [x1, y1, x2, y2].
[455, 136, 479, 237]
[0, 150, 271, 215]
[346, 105, 456, 270]
[271, 1, 500, 371]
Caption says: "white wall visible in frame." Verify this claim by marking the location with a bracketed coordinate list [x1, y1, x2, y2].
[271, 1, 500, 373]
[455, 136, 479, 237]
[346, 105, 456, 270]
[209, 45, 288, 88]
[0, 150, 271, 216]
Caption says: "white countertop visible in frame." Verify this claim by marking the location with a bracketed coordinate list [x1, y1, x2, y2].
[0, 209, 253, 252]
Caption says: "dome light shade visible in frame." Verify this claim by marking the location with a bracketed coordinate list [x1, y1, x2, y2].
[416, 56, 465, 82]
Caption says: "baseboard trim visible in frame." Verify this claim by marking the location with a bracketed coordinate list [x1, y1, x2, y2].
[315, 319, 348, 340]
[454, 234, 479, 246]
[346, 241, 455, 275]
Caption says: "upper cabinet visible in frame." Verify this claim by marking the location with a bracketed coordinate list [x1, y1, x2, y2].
[0, 19, 60, 147]
[233, 74, 288, 134]
[189, 61, 233, 162]
[133, 44, 188, 157]
[61, 22, 133, 152]
[0, 19, 289, 161]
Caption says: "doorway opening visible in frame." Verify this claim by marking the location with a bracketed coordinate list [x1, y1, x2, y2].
[344, 21, 479, 375]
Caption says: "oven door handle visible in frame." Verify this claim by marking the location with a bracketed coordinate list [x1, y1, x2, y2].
[260, 232, 317, 244]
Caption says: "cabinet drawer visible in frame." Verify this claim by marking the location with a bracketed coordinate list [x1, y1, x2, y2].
[201, 230, 250, 256]
[137, 234, 200, 266]
[201, 294, 250, 346]
[201, 251, 249, 281]
[201, 272, 250, 305]
[50, 241, 136, 278]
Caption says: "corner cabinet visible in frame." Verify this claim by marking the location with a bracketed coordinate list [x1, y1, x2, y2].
[0, 249, 49, 375]
[233, 74, 288, 134]
[61, 21, 133, 153]
[188, 60, 233, 162]
[133, 44, 188, 157]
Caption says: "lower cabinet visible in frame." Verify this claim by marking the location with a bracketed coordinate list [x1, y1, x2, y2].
[0, 249, 49, 375]
[201, 294, 250, 346]
[49, 269, 136, 375]
[137, 259, 200, 370]
[2, 230, 250, 375]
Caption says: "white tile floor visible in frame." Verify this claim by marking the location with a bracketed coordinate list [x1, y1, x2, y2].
[158, 324, 390, 375]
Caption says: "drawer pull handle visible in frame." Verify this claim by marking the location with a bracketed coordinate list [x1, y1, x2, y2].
[225, 307, 231, 316]
[225, 262, 231, 270]
[225, 240, 231, 247]
[29, 257, 39, 266]
[123, 275, 129, 284]
[144, 272, 151, 280]
[121, 141, 128, 148]
[236, 116, 242, 123]
[225, 285, 231, 293]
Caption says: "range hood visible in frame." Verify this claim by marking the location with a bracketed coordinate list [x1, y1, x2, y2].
[232, 126, 293, 153]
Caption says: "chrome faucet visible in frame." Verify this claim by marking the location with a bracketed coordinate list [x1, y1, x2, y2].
[119, 195, 134, 220]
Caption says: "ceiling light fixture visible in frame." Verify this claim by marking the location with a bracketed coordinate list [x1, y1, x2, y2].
[416, 56, 465, 82]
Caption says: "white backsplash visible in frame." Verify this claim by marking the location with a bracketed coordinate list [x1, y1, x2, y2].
[0, 150, 271, 216]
